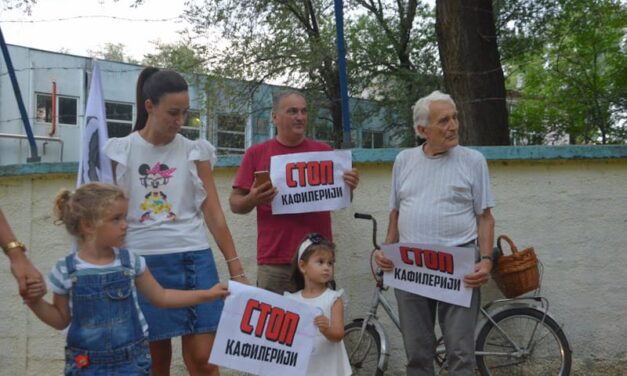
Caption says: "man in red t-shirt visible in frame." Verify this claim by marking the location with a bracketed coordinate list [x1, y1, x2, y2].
[230, 91, 359, 293]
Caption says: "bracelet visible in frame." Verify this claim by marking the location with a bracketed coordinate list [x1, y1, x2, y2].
[2, 240, 26, 254]
[230, 273, 246, 280]
[225, 256, 240, 263]
[480, 255, 493, 262]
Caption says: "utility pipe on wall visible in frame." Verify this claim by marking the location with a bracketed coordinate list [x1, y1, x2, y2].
[49, 81, 57, 136]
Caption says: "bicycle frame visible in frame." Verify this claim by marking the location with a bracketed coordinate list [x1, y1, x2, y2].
[349, 213, 571, 375]
[347, 278, 400, 373]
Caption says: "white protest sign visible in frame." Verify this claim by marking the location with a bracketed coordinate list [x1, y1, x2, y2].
[382, 243, 475, 307]
[210, 281, 318, 376]
[270, 150, 352, 215]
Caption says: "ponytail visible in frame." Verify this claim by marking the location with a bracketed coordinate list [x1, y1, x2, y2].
[134, 67, 159, 132]
[133, 67, 188, 132]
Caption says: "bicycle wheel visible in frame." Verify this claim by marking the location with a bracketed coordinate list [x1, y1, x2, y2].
[344, 320, 383, 375]
[476, 307, 572, 376]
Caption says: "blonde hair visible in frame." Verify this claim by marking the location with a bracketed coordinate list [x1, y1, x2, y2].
[53, 182, 127, 238]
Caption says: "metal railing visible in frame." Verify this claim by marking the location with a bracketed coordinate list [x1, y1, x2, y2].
[0, 133, 64, 162]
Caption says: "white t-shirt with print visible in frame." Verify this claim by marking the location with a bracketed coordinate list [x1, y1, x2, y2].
[104, 133, 217, 255]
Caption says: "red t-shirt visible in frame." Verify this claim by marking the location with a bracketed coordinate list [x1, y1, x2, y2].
[233, 138, 334, 265]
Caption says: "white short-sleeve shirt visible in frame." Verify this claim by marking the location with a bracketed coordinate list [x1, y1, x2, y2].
[389, 145, 494, 246]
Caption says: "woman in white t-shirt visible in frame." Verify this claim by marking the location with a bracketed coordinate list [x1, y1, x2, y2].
[104, 67, 247, 376]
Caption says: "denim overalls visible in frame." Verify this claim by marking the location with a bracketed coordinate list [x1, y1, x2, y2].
[64, 249, 151, 375]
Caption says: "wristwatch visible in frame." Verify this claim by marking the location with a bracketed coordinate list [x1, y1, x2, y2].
[480, 255, 493, 262]
[2, 240, 26, 254]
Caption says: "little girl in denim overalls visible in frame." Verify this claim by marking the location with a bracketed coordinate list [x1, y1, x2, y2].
[26, 182, 229, 375]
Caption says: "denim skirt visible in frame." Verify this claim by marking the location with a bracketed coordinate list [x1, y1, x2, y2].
[137, 249, 224, 341]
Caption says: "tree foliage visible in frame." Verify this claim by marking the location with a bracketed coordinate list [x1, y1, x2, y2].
[347, 0, 441, 146]
[1, 0, 36, 14]
[142, 38, 208, 74]
[506, 0, 626, 144]
[185, 0, 350, 146]
[183, 0, 442, 147]
[87, 42, 138, 64]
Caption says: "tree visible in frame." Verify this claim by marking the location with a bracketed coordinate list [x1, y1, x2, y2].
[183, 0, 447, 147]
[347, 0, 441, 146]
[507, 0, 626, 144]
[435, 0, 510, 146]
[87, 43, 138, 64]
[492, 0, 560, 64]
[1, 0, 36, 14]
[142, 38, 208, 74]
[185, 0, 348, 147]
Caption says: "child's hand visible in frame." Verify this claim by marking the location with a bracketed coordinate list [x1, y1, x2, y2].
[24, 279, 47, 303]
[314, 315, 330, 333]
[207, 282, 229, 300]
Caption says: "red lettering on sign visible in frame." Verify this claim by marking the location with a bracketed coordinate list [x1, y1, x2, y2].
[239, 299, 301, 346]
[240, 299, 258, 334]
[320, 160, 334, 185]
[424, 250, 438, 270]
[438, 252, 454, 274]
[285, 160, 335, 187]
[397, 247, 454, 275]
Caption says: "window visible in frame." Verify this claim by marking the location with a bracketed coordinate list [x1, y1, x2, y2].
[216, 114, 246, 155]
[36, 95, 52, 122]
[363, 130, 384, 148]
[105, 101, 133, 138]
[313, 123, 334, 146]
[253, 117, 269, 136]
[179, 110, 202, 140]
[35, 93, 78, 125]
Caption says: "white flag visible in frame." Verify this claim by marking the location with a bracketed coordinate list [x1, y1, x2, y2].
[77, 62, 113, 186]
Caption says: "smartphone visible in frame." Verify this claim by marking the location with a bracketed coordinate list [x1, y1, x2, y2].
[253, 170, 271, 188]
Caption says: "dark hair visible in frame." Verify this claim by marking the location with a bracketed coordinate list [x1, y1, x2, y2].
[134, 67, 188, 131]
[289, 233, 336, 291]
[272, 90, 306, 112]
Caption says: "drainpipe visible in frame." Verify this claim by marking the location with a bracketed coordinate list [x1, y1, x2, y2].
[49, 81, 57, 136]
[0, 26, 40, 162]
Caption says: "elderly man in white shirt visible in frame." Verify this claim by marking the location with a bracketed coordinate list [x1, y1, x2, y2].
[375, 90, 495, 376]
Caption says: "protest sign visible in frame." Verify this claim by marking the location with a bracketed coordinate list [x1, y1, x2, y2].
[210, 281, 318, 375]
[382, 243, 475, 307]
[270, 150, 352, 215]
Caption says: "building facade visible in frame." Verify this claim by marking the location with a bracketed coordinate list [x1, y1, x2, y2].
[1, 44, 395, 166]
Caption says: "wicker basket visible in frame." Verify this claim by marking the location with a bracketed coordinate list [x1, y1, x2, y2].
[491, 235, 540, 298]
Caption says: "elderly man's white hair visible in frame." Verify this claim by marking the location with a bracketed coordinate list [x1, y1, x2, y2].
[412, 90, 456, 138]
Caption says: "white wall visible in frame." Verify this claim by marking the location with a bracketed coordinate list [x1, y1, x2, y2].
[1, 158, 626, 374]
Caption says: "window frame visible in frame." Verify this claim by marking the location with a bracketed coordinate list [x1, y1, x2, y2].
[35, 93, 78, 126]
[179, 109, 203, 140]
[362, 129, 384, 149]
[216, 113, 246, 155]
[105, 100, 134, 138]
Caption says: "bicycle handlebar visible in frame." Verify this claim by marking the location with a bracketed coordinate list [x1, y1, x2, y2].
[354, 212, 380, 249]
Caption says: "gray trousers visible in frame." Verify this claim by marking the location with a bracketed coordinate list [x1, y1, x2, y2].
[394, 242, 481, 376]
[395, 288, 480, 376]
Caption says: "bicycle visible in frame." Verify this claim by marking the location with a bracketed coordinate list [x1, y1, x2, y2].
[343, 213, 572, 376]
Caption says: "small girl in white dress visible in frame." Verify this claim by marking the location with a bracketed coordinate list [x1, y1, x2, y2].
[284, 233, 352, 376]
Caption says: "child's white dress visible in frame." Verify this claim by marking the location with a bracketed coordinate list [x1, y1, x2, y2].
[285, 288, 352, 376]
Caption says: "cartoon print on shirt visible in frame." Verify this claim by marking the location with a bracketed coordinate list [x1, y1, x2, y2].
[138, 162, 177, 224]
